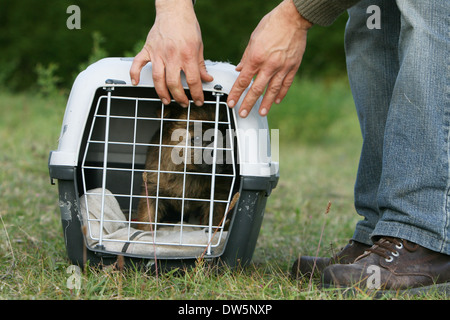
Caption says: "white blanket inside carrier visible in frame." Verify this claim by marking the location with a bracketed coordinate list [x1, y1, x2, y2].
[80, 188, 227, 258]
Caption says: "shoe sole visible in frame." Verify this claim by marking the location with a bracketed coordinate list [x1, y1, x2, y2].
[321, 282, 450, 298]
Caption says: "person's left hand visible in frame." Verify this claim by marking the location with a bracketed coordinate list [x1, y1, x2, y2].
[227, 0, 312, 118]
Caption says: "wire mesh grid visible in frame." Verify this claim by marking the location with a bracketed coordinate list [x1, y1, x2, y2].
[80, 86, 237, 257]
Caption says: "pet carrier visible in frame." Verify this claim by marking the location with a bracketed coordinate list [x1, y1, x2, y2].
[48, 58, 279, 270]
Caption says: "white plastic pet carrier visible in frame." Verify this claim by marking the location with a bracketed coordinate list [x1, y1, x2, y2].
[48, 58, 279, 270]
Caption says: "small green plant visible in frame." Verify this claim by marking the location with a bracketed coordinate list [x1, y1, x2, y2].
[77, 31, 108, 72]
[35, 63, 61, 96]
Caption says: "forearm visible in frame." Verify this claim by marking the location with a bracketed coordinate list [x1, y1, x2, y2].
[292, 0, 361, 26]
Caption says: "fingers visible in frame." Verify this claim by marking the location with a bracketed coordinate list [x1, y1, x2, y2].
[275, 68, 297, 104]
[226, 50, 249, 110]
[227, 71, 253, 117]
[164, 53, 214, 107]
[164, 60, 190, 107]
[238, 70, 270, 118]
[151, 56, 171, 105]
[130, 48, 213, 108]
[200, 66, 214, 83]
[130, 48, 151, 86]
[259, 66, 298, 116]
[176, 45, 213, 106]
[198, 44, 214, 84]
[227, 58, 281, 118]
[228, 59, 299, 118]
[258, 72, 285, 116]
[182, 58, 208, 107]
[226, 51, 254, 114]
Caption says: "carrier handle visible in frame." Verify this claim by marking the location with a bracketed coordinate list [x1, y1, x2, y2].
[105, 79, 126, 85]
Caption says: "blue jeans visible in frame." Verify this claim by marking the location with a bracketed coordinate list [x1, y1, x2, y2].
[345, 0, 450, 254]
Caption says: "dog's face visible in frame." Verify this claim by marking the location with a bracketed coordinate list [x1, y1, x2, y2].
[138, 103, 235, 228]
[157, 104, 231, 174]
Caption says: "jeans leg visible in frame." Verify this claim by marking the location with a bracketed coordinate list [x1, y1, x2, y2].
[373, 0, 450, 254]
[344, 0, 401, 245]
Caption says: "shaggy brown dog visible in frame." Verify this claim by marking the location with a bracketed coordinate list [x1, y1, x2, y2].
[136, 104, 233, 231]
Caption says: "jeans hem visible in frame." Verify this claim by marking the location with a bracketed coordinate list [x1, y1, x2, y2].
[371, 221, 450, 255]
[351, 223, 375, 246]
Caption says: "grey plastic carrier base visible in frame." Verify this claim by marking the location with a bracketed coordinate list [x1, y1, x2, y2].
[53, 172, 277, 270]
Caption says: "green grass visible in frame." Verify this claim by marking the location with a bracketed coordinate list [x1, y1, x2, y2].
[0, 79, 447, 300]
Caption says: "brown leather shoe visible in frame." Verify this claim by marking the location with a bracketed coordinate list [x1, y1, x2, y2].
[322, 237, 450, 294]
[291, 240, 371, 278]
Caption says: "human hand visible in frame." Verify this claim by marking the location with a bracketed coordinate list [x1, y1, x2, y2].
[129, 0, 213, 107]
[227, 0, 312, 118]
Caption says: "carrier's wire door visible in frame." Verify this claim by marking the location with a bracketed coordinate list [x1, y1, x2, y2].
[79, 86, 237, 258]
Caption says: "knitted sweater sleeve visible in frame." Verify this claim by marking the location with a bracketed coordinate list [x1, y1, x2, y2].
[292, 0, 361, 26]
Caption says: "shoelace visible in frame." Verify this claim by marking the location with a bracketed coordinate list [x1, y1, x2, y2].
[366, 237, 419, 260]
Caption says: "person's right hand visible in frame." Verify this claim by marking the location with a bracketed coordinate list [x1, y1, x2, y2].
[130, 0, 213, 107]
